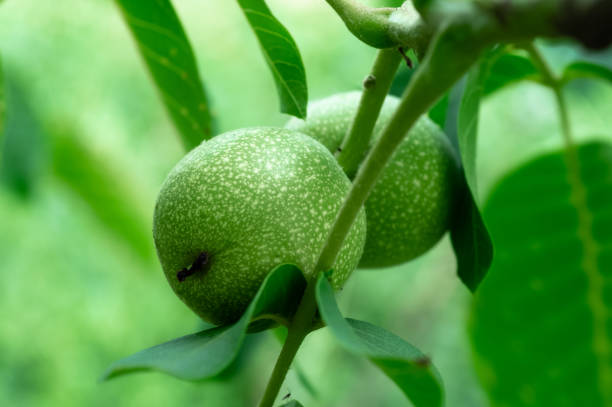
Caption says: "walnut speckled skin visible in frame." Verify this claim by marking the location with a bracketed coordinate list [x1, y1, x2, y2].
[286, 92, 459, 268]
[153, 127, 366, 325]
[286, 91, 398, 153]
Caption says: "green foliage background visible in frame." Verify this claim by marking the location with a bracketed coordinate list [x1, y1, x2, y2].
[1, 0, 611, 406]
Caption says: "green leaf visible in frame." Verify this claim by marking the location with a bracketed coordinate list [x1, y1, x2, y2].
[458, 53, 494, 198]
[457, 48, 541, 195]
[453, 53, 497, 290]
[429, 92, 449, 129]
[315, 274, 443, 407]
[279, 401, 304, 407]
[50, 127, 154, 261]
[441, 79, 468, 154]
[471, 141, 612, 406]
[0, 56, 4, 148]
[236, 0, 308, 118]
[116, 0, 212, 150]
[0, 73, 47, 198]
[102, 264, 306, 381]
[561, 61, 612, 85]
[449, 174, 493, 291]
[483, 53, 541, 96]
[457, 62, 485, 199]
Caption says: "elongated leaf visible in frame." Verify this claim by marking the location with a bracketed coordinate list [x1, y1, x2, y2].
[561, 61, 612, 85]
[458, 56, 489, 198]
[0, 74, 46, 198]
[0, 57, 4, 145]
[451, 54, 496, 289]
[236, 0, 308, 118]
[116, 0, 212, 150]
[483, 53, 540, 96]
[450, 174, 493, 292]
[102, 264, 306, 381]
[457, 48, 540, 194]
[51, 128, 153, 261]
[471, 141, 612, 406]
[279, 401, 303, 407]
[429, 92, 449, 129]
[442, 79, 467, 153]
[316, 274, 443, 407]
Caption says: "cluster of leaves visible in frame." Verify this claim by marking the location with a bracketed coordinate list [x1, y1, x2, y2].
[0, 71, 154, 262]
[103, 266, 443, 406]
[101, 1, 449, 406]
[4, 0, 611, 406]
[101, 0, 612, 406]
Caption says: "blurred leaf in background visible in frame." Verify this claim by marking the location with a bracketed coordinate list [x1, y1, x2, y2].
[0, 71, 47, 198]
[482, 52, 541, 96]
[0, 56, 4, 148]
[470, 40, 612, 407]
[562, 61, 612, 85]
[50, 124, 154, 262]
[472, 141, 612, 406]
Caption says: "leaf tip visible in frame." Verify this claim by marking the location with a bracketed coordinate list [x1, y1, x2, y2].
[414, 356, 431, 368]
[98, 368, 116, 383]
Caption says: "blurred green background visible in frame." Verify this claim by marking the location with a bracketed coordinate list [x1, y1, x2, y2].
[1, 0, 611, 406]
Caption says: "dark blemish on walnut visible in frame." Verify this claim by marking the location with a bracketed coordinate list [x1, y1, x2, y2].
[177, 251, 210, 282]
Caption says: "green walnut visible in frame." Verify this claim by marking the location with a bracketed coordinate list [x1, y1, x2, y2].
[153, 127, 366, 325]
[286, 91, 458, 268]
